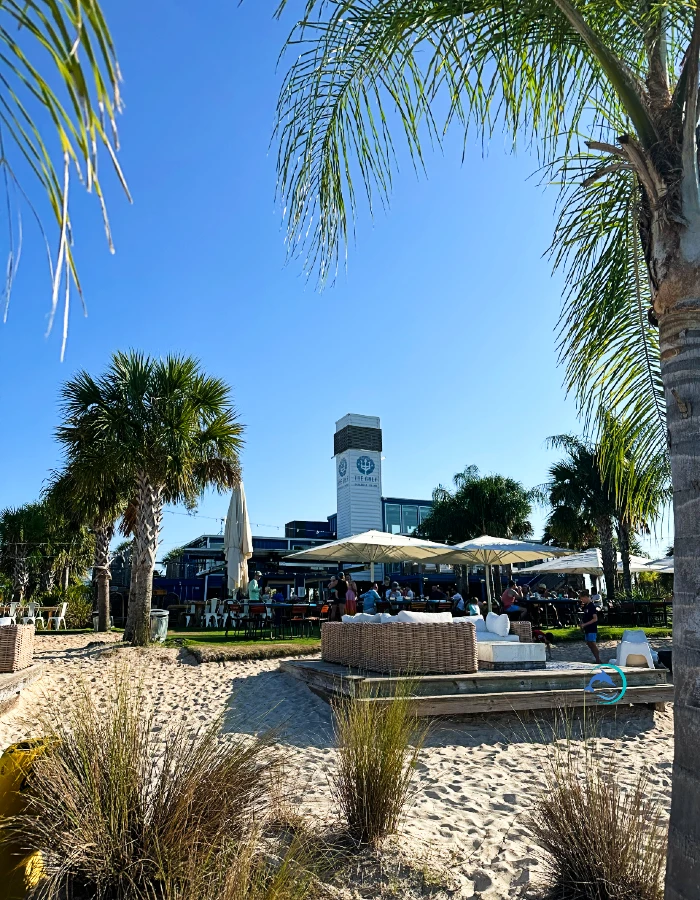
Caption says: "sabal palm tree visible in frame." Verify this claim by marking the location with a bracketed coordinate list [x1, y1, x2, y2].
[57, 351, 244, 646]
[544, 437, 618, 598]
[0, 2, 127, 358]
[275, 4, 700, 888]
[46, 462, 129, 632]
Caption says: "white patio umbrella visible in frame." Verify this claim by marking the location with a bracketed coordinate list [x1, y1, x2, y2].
[523, 548, 607, 576]
[285, 530, 463, 582]
[626, 556, 674, 574]
[617, 555, 664, 573]
[441, 535, 576, 612]
[223, 481, 253, 594]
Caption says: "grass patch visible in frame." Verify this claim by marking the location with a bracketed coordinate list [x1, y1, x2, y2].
[527, 731, 666, 900]
[10, 665, 317, 900]
[332, 680, 427, 844]
[183, 639, 321, 663]
[546, 626, 671, 643]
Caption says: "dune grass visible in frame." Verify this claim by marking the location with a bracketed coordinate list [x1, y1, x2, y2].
[7, 665, 317, 900]
[527, 731, 667, 900]
[332, 681, 427, 844]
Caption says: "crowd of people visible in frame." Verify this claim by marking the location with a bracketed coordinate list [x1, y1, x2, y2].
[325, 573, 481, 620]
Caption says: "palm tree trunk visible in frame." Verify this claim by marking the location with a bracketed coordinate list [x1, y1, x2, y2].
[40, 567, 56, 594]
[123, 560, 139, 642]
[595, 516, 617, 600]
[13, 546, 28, 602]
[129, 473, 163, 647]
[94, 522, 114, 632]
[661, 305, 700, 900]
[617, 521, 633, 598]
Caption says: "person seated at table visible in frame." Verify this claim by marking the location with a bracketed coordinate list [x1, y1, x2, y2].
[534, 582, 563, 628]
[387, 582, 403, 612]
[360, 584, 380, 614]
[429, 585, 446, 602]
[467, 596, 481, 616]
[381, 575, 392, 599]
[403, 586, 414, 601]
[501, 581, 526, 619]
[451, 589, 466, 616]
[272, 588, 285, 604]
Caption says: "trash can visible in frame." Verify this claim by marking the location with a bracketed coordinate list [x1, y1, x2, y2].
[150, 609, 169, 642]
[92, 613, 99, 632]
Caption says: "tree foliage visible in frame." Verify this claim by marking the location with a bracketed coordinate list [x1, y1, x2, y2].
[418, 465, 533, 544]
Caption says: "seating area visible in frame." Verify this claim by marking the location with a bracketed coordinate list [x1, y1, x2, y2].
[0, 601, 67, 629]
[173, 598, 331, 639]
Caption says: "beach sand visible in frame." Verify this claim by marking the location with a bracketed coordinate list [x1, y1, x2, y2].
[0, 632, 674, 898]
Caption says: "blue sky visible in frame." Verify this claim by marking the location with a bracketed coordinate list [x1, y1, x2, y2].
[0, 0, 670, 558]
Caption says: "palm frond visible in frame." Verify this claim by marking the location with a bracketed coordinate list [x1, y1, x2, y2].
[0, 0, 128, 357]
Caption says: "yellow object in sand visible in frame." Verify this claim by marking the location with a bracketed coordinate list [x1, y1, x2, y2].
[0, 738, 52, 899]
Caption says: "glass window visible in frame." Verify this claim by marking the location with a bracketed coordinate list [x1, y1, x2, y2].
[419, 506, 432, 523]
[385, 504, 401, 534]
[402, 506, 419, 534]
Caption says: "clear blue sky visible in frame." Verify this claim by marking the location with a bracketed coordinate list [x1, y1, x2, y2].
[0, 0, 670, 558]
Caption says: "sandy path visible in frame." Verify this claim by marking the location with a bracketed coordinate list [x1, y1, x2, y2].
[0, 633, 674, 898]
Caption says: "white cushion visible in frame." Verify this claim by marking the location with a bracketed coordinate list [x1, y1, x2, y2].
[478, 641, 546, 663]
[341, 613, 381, 623]
[0, 617, 11, 627]
[460, 614, 486, 632]
[476, 632, 520, 642]
[379, 613, 399, 623]
[397, 610, 453, 624]
[485, 611, 510, 636]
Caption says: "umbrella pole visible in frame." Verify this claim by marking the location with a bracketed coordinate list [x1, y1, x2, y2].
[370, 562, 375, 583]
[486, 564, 493, 614]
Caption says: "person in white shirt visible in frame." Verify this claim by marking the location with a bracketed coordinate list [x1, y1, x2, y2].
[404, 587, 414, 601]
[451, 590, 466, 616]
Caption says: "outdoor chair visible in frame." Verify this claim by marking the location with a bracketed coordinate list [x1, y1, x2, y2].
[243, 604, 268, 639]
[224, 603, 243, 635]
[21, 602, 45, 629]
[615, 629, 655, 668]
[184, 604, 197, 627]
[410, 601, 427, 612]
[290, 604, 310, 638]
[7, 602, 18, 624]
[203, 599, 221, 628]
[48, 602, 68, 630]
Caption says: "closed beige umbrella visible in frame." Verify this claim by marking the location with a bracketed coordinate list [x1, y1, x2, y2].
[224, 481, 253, 594]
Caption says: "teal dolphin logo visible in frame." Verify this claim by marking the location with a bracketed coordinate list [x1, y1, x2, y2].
[584, 663, 628, 705]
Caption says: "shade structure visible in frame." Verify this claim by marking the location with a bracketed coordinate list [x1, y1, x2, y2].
[627, 556, 674, 574]
[224, 481, 253, 593]
[285, 530, 464, 582]
[617, 555, 664, 573]
[428, 535, 575, 613]
[523, 548, 606, 576]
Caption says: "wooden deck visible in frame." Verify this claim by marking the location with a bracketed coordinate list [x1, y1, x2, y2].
[0, 665, 43, 709]
[280, 659, 673, 716]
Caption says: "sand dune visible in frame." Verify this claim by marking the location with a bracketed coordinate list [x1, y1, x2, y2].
[0, 632, 674, 898]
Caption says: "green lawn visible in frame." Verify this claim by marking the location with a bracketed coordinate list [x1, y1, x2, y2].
[165, 631, 321, 662]
[166, 630, 320, 648]
[546, 625, 672, 642]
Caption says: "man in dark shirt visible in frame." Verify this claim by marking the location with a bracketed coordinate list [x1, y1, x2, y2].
[578, 589, 601, 663]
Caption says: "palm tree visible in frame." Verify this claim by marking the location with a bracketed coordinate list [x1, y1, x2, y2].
[544, 437, 618, 599]
[46, 461, 129, 632]
[274, 6, 700, 888]
[57, 351, 244, 646]
[0, 504, 44, 601]
[0, 2, 127, 358]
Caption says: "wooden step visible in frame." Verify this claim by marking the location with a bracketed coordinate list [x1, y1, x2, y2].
[359, 683, 675, 716]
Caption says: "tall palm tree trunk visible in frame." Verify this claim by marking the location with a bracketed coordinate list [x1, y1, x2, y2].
[94, 522, 114, 632]
[130, 474, 163, 647]
[662, 306, 700, 900]
[617, 522, 633, 599]
[595, 516, 616, 600]
[13, 546, 28, 602]
[40, 567, 56, 594]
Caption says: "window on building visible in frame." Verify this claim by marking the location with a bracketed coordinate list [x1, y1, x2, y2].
[402, 506, 419, 534]
[419, 506, 432, 524]
[385, 504, 402, 534]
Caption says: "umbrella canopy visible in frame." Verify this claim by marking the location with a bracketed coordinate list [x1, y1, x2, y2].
[444, 535, 575, 566]
[626, 556, 674, 574]
[224, 482, 253, 593]
[286, 530, 461, 565]
[440, 535, 575, 612]
[523, 548, 606, 575]
[617, 555, 664, 573]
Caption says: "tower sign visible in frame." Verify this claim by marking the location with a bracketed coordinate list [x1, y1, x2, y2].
[334, 414, 383, 539]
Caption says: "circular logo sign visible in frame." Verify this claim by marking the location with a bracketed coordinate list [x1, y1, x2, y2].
[584, 663, 628, 705]
[338, 458, 347, 477]
[356, 455, 375, 476]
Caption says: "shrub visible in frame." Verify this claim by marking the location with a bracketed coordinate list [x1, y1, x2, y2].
[8, 666, 316, 900]
[332, 679, 427, 844]
[526, 734, 667, 900]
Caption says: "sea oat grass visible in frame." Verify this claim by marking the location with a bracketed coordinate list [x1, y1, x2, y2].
[332, 678, 427, 844]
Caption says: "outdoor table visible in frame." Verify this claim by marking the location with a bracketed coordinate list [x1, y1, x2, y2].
[519, 597, 578, 627]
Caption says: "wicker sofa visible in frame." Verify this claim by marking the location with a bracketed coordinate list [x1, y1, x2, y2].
[321, 620, 478, 674]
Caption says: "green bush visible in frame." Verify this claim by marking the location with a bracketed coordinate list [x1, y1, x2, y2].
[36, 583, 93, 629]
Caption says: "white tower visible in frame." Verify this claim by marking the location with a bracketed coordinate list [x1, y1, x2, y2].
[334, 414, 383, 539]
